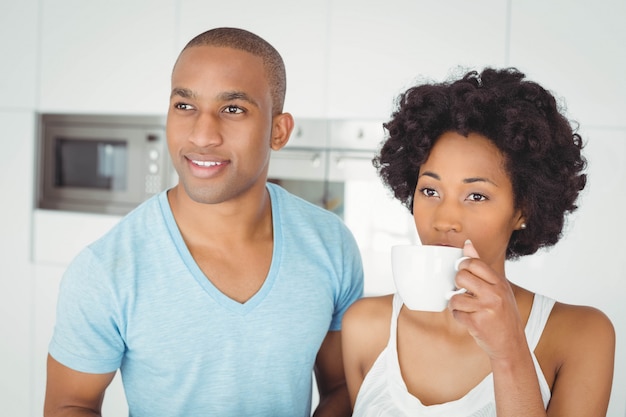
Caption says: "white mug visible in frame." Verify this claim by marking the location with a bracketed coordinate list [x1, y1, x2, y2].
[391, 244, 467, 312]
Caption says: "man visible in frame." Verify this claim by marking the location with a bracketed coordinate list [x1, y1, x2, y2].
[44, 27, 363, 417]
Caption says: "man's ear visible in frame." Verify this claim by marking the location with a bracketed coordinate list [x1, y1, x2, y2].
[270, 112, 294, 151]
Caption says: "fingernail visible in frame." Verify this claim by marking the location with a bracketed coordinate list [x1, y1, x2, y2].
[464, 239, 472, 246]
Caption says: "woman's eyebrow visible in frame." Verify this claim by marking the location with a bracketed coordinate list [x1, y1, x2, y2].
[464, 177, 498, 186]
[419, 171, 499, 186]
[418, 171, 440, 180]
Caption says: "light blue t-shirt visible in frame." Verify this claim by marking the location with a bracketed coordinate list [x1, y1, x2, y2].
[49, 183, 364, 417]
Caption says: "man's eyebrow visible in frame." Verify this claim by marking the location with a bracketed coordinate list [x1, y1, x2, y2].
[169, 88, 259, 108]
[170, 87, 195, 99]
[217, 91, 259, 108]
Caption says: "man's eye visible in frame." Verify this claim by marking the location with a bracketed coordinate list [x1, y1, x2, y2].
[175, 103, 194, 110]
[224, 105, 243, 114]
[467, 193, 487, 202]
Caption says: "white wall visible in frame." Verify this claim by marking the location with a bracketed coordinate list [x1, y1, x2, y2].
[0, 0, 624, 415]
[0, 0, 39, 415]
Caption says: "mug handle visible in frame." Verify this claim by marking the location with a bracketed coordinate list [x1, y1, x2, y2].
[445, 287, 468, 300]
[446, 256, 472, 300]
[454, 256, 472, 271]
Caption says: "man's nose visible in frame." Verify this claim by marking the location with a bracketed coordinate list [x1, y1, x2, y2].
[188, 113, 223, 147]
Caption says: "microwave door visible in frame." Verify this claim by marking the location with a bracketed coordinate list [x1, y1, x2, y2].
[54, 138, 128, 191]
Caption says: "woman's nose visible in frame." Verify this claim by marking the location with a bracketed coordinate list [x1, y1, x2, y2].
[432, 200, 462, 232]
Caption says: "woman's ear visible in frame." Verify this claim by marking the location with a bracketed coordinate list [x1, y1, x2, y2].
[270, 112, 294, 151]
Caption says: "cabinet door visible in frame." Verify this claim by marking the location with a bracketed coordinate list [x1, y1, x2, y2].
[0, 0, 38, 110]
[39, 0, 177, 114]
[327, 0, 508, 119]
[178, 0, 329, 118]
[509, 0, 626, 127]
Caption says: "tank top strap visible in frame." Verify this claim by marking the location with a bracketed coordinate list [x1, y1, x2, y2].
[388, 293, 404, 349]
[525, 293, 556, 351]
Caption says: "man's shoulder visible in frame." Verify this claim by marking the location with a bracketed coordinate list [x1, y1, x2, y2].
[89, 192, 166, 250]
[267, 182, 342, 221]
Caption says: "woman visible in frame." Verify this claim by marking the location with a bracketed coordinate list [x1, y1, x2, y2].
[342, 68, 615, 417]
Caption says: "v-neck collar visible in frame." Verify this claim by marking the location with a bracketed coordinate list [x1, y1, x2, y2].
[159, 187, 283, 315]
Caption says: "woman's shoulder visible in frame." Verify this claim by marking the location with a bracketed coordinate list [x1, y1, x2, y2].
[539, 297, 615, 373]
[342, 294, 395, 340]
[520, 288, 614, 341]
[536, 297, 615, 413]
[342, 294, 396, 375]
[548, 300, 615, 343]
[344, 294, 395, 322]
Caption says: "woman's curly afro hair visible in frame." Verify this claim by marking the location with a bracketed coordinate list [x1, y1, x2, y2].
[373, 67, 587, 259]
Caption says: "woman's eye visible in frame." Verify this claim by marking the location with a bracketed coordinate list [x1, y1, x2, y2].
[224, 105, 244, 114]
[419, 187, 439, 198]
[467, 193, 487, 202]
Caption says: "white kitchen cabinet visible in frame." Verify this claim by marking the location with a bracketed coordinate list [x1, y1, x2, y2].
[509, 0, 626, 128]
[0, 111, 36, 415]
[0, 0, 38, 110]
[38, 0, 177, 114]
[326, 0, 509, 119]
[178, 0, 330, 118]
[32, 210, 122, 265]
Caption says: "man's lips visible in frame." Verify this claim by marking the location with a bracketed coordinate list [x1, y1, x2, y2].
[184, 156, 229, 178]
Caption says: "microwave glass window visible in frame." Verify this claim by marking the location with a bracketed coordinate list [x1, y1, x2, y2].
[55, 138, 128, 190]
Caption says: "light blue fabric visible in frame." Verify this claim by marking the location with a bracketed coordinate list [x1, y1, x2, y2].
[49, 182, 364, 417]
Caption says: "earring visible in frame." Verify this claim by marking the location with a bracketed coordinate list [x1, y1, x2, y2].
[520, 223, 527, 230]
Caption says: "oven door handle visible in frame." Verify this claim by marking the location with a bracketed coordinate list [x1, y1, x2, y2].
[273, 150, 323, 167]
[332, 154, 373, 168]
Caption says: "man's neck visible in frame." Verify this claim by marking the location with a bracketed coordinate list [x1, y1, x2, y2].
[167, 183, 273, 248]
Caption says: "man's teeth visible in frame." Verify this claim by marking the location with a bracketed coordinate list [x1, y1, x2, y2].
[192, 160, 222, 167]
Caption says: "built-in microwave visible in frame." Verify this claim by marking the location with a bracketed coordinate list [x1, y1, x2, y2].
[37, 113, 175, 215]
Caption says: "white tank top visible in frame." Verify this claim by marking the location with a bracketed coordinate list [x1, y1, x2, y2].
[352, 293, 555, 417]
